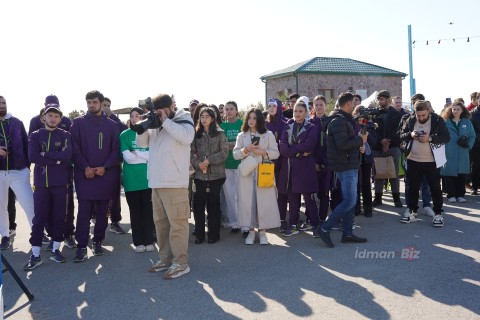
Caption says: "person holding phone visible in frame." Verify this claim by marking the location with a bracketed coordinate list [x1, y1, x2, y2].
[190, 105, 228, 244]
[233, 108, 280, 245]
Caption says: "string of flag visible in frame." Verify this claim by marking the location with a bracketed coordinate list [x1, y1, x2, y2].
[412, 35, 480, 46]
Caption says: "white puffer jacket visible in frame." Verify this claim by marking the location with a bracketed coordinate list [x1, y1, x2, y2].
[137, 109, 194, 189]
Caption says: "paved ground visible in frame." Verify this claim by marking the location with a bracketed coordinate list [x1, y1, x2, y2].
[2, 186, 480, 320]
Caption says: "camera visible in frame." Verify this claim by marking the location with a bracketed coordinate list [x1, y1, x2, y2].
[130, 97, 163, 134]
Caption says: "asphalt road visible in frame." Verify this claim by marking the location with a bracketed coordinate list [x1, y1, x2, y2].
[2, 186, 480, 320]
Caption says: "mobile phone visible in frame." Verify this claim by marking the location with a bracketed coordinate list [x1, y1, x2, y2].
[251, 136, 260, 145]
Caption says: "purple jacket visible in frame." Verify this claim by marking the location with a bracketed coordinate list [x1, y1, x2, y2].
[0, 114, 29, 170]
[70, 112, 121, 200]
[29, 114, 72, 136]
[28, 128, 72, 187]
[277, 119, 318, 194]
[266, 115, 288, 175]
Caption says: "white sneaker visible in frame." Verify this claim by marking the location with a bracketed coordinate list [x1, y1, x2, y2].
[432, 214, 444, 227]
[447, 197, 457, 203]
[163, 264, 190, 280]
[134, 245, 146, 253]
[145, 244, 155, 252]
[400, 210, 418, 223]
[245, 231, 255, 245]
[259, 231, 268, 245]
[456, 197, 466, 203]
[422, 206, 435, 217]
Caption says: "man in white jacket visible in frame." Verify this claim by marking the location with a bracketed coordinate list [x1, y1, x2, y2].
[136, 94, 194, 279]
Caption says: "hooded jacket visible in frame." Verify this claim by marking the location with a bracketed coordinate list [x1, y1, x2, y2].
[0, 113, 29, 171]
[139, 109, 195, 189]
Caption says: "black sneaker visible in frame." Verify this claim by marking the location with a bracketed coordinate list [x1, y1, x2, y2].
[242, 230, 250, 238]
[42, 234, 50, 244]
[92, 242, 104, 256]
[73, 248, 87, 263]
[230, 228, 240, 234]
[318, 228, 334, 248]
[471, 189, 479, 196]
[341, 234, 367, 243]
[109, 222, 125, 234]
[45, 240, 54, 252]
[0, 236, 11, 250]
[50, 250, 67, 263]
[24, 255, 42, 271]
[372, 198, 382, 207]
[279, 220, 287, 233]
[64, 235, 77, 248]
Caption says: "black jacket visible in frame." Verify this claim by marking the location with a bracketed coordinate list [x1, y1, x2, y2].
[398, 112, 450, 157]
[372, 106, 402, 151]
[470, 107, 480, 148]
[326, 109, 363, 172]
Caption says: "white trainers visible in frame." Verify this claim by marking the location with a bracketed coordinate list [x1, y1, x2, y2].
[163, 264, 190, 280]
[400, 210, 418, 223]
[134, 245, 146, 253]
[259, 231, 268, 245]
[148, 260, 170, 273]
[145, 244, 155, 252]
[422, 206, 435, 217]
[245, 231, 255, 245]
[456, 197, 466, 203]
[432, 214, 444, 227]
[447, 197, 457, 203]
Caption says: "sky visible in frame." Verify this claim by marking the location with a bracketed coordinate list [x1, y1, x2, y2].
[1, 0, 479, 124]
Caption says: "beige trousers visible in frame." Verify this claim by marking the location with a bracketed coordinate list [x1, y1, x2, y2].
[151, 188, 190, 267]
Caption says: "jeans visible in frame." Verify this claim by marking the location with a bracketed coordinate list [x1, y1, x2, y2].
[322, 169, 358, 236]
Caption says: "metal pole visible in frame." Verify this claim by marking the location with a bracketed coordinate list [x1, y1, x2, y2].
[408, 25, 416, 109]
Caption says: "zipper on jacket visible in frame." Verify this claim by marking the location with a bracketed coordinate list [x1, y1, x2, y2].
[46, 132, 51, 187]
[0, 121, 8, 172]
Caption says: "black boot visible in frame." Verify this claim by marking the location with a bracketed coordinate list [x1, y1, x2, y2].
[393, 193, 403, 208]
[372, 193, 383, 207]
[364, 205, 373, 217]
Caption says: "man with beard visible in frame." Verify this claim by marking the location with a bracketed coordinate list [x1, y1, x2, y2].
[134, 94, 194, 279]
[70, 90, 121, 262]
[0, 96, 35, 250]
[24, 105, 72, 270]
[399, 101, 450, 227]
[371, 90, 403, 208]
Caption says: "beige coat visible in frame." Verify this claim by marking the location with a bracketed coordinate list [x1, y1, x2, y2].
[233, 130, 280, 229]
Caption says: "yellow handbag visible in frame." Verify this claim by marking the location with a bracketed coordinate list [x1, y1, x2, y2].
[257, 158, 275, 188]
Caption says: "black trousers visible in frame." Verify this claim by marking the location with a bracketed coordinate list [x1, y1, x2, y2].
[444, 175, 466, 198]
[407, 160, 443, 214]
[471, 148, 480, 190]
[357, 162, 373, 210]
[125, 189, 154, 246]
[8, 188, 16, 231]
[193, 178, 225, 241]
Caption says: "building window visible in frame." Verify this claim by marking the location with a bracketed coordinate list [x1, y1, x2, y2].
[317, 89, 335, 100]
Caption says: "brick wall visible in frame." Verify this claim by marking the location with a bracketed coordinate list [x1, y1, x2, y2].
[265, 74, 403, 101]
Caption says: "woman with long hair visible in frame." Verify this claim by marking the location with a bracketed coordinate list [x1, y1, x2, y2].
[278, 100, 319, 236]
[264, 99, 288, 231]
[233, 108, 280, 245]
[191, 106, 228, 244]
[219, 101, 244, 234]
[440, 102, 475, 203]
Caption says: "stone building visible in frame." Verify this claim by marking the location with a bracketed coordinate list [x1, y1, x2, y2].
[260, 57, 407, 102]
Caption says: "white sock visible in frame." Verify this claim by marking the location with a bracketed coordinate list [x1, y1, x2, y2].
[53, 241, 61, 252]
[32, 246, 41, 257]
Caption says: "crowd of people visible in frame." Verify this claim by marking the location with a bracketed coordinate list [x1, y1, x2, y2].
[0, 88, 478, 280]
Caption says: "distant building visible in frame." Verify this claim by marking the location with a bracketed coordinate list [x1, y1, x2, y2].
[260, 57, 407, 102]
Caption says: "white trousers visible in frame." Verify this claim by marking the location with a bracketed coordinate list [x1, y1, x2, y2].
[0, 168, 34, 237]
[222, 169, 239, 228]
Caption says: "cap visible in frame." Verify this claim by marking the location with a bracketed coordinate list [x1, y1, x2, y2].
[44, 104, 63, 117]
[189, 99, 199, 106]
[45, 95, 59, 106]
[377, 90, 391, 99]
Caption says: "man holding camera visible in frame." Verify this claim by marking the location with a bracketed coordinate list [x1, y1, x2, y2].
[399, 101, 450, 227]
[318, 92, 368, 248]
[136, 94, 194, 279]
[371, 90, 403, 208]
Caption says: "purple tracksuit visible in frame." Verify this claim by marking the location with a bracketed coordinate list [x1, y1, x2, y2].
[70, 112, 121, 247]
[28, 128, 72, 246]
[278, 119, 319, 227]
